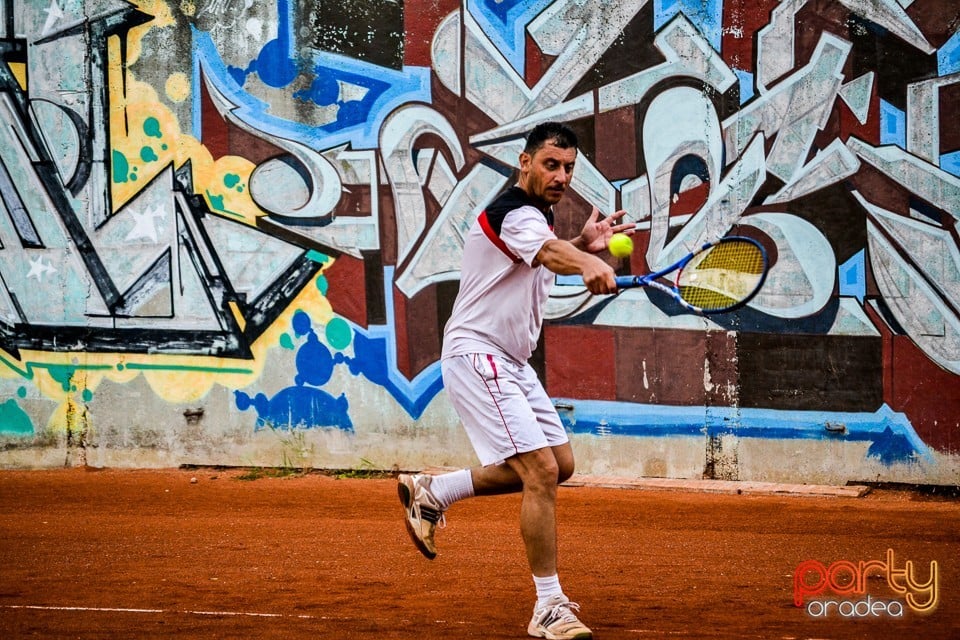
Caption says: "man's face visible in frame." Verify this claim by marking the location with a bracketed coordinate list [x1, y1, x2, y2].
[518, 140, 577, 207]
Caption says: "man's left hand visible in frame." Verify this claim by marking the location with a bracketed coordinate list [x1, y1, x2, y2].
[577, 207, 635, 254]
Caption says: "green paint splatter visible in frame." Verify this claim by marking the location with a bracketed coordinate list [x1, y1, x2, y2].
[0, 398, 33, 435]
[202, 191, 243, 218]
[112, 150, 129, 183]
[315, 275, 328, 295]
[306, 250, 329, 264]
[17, 386, 26, 398]
[81, 389, 93, 402]
[224, 173, 240, 189]
[207, 193, 225, 212]
[279, 333, 295, 350]
[326, 317, 351, 350]
[143, 117, 162, 138]
[46, 365, 77, 392]
[140, 146, 158, 162]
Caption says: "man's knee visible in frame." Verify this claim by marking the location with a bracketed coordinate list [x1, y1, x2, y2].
[531, 455, 561, 490]
[510, 449, 560, 493]
[552, 444, 575, 484]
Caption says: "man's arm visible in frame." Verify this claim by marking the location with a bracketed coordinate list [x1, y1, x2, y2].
[535, 239, 617, 295]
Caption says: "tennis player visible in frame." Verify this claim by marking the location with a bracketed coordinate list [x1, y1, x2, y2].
[398, 122, 632, 640]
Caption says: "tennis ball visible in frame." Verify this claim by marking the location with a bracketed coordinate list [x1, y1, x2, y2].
[609, 233, 634, 258]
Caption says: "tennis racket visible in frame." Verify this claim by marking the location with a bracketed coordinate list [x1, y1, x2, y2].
[615, 236, 768, 315]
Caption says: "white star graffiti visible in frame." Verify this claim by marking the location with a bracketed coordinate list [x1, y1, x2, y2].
[41, 0, 65, 37]
[26, 256, 57, 282]
[124, 206, 167, 244]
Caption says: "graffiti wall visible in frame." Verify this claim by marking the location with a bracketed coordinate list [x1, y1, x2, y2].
[0, 0, 958, 484]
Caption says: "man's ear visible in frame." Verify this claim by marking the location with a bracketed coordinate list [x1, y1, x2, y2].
[518, 151, 531, 171]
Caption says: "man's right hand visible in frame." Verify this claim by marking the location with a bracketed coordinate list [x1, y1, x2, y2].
[537, 239, 618, 295]
[580, 255, 618, 295]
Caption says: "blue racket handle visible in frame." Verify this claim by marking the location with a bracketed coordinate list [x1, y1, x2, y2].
[615, 274, 653, 288]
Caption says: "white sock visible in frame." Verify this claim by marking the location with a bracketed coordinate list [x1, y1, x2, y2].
[533, 574, 564, 608]
[428, 469, 474, 510]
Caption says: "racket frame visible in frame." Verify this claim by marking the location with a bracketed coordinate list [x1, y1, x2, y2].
[614, 236, 768, 315]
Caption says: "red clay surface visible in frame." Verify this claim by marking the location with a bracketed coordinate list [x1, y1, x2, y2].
[0, 468, 957, 639]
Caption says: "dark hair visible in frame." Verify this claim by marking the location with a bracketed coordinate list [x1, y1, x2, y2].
[523, 122, 578, 155]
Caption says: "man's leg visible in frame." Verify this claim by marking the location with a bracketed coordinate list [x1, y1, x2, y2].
[470, 442, 575, 497]
[503, 446, 592, 640]
[502, 446, 562, 576]
[401, 355, 575, 562]
[397, 443, 573, 560]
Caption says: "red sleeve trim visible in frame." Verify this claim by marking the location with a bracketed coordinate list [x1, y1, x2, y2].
[478, 210, 522, 264]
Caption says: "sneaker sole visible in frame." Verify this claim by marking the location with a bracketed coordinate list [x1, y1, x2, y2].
[397, 480, 437, 560]
[529, 629, 592, 640]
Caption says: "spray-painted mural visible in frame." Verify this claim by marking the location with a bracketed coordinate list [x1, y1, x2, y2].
[0, 0, 957, 483]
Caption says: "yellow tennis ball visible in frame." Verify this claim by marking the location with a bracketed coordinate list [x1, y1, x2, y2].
[609, 233, 634, 258]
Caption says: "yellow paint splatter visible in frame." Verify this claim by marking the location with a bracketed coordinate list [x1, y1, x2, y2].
[107, 32, 262, 224]
[165, 72, 190, 102]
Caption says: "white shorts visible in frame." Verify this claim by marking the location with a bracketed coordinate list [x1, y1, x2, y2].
[441, 353, 569, 466]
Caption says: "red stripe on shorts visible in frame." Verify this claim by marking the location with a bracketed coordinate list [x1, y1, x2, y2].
[474, 354, 518, 455]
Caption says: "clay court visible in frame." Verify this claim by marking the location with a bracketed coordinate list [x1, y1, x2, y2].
[0, 468, 957, 639]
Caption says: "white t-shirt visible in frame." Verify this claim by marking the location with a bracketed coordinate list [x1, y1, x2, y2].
[442, 187, 557, 363]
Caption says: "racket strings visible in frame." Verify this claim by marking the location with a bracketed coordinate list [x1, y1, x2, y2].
[676, 240, 765, 312]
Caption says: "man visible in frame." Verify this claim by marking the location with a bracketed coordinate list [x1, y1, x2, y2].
[398, 122, 632, 640]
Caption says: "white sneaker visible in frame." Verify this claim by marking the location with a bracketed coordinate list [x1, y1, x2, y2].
[397, 473, 444, 559]
[527, 594, 593, 640]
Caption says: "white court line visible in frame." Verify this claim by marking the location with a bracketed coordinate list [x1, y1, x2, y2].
[0, 605, 468, 626]
[1, 605, 317, 619]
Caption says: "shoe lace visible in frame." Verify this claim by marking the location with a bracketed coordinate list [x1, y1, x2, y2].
[543, 599, 581, 624]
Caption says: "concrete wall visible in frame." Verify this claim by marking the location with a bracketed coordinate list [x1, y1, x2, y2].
[0, 0, 958, 485]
